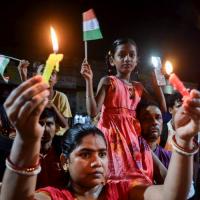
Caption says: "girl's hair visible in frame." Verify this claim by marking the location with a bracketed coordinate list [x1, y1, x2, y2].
[62, 123, 107, 158]
[106, 38, 138, 75]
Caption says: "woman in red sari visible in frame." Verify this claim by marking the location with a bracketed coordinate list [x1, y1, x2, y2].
[1, 76, 200, 200]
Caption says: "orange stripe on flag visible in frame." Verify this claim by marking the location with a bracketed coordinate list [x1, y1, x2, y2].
[83, 9, 96, 21]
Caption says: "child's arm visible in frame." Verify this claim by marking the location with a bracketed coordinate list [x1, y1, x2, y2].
[142, 70, 167, 112]
[152, 151, 167, 184]
[81, 61, 110, 117]
[46, 101, 69, 129]
[17, 60, 30, 82]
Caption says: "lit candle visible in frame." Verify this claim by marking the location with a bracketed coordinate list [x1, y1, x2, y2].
[42, 26, 63, 83]
[165, 61, 189, 97]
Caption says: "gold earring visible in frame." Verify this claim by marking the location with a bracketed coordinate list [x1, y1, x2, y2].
[63, 163, 68, 172]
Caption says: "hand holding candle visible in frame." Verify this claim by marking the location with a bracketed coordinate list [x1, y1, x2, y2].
[42, 26, 63, 83]
[165, 61, 190, 97]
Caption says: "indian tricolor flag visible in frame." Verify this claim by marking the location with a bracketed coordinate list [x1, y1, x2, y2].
[83, 9, 103, 41]
[0, 56, 10, 81]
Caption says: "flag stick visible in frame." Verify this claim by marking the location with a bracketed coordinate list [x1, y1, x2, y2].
[0, 55, 21, 62]
[84, 41, 88, 62]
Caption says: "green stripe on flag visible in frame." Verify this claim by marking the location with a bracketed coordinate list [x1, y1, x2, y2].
[83, 29, 103, 41]
[0, 57, 10, 77]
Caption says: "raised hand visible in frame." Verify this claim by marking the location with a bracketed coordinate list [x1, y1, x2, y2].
[174, 89, 200, 141]
[80, 59, 93, 81]
[4, 75, 49, 141]
[18, 59, 30, 81]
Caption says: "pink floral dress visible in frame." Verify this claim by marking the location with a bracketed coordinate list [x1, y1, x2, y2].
[98, 76, 153, 184]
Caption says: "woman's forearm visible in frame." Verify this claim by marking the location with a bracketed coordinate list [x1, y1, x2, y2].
[161, 138, 193, 200]
[1, 134, 41, 200]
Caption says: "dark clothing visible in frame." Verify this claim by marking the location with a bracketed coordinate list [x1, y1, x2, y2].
[36, 147, 65, 189]
[193, 150, 200, 200]
[0, 134, 13, 181]
[153, 145, 172, 169]
[160, 123, 169, 148]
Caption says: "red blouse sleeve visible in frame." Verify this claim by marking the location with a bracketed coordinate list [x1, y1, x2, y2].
[37, 186, 75, 200]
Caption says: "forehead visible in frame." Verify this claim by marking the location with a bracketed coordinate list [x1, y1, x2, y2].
[115, 43, 137, 53]
[75, 134, 107, 151]
[40, 116, 55, 123]
[140, 105, 162, 117]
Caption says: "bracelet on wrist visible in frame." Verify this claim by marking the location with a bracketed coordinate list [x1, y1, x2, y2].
[7, 156, 40, 168]
[171, 135, 199, 156]
[86, 95, 94, 98]
[6, 156, 41, 176]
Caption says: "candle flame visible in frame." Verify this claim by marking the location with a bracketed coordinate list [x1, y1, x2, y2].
[165, 61, 173, 75]
[50, 26, 58, 53]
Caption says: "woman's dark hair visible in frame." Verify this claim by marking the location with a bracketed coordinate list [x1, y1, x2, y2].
[106, 38, 138, 75]
[62, 123, 107, 158]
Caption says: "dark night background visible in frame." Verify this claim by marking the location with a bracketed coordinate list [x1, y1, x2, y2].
[0, 0, 200, 85]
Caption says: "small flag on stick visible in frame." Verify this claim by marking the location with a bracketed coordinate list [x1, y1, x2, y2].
[0, 55, 22, 83]
[83, 9, 103, 41]
[82, 9, 103, 61]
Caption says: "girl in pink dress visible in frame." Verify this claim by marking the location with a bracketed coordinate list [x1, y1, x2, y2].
[81, 38, 166, 184]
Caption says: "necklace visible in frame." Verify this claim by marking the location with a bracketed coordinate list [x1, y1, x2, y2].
[128, 86, 135, 99]
[117, 77, 135, 99]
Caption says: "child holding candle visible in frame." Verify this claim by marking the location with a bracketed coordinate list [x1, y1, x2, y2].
[81, 38, 167, 183]
[19, 59, 72, 135]
[46, 69, 72, 135]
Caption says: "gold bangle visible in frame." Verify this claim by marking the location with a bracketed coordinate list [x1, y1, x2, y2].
[171, 135, 199, 156]
[6, 158, 41, 176]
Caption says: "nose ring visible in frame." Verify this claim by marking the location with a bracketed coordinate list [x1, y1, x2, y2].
[91, 162, 95, 167]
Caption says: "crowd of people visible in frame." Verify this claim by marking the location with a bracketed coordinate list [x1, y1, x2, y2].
[0, 38, 200, 200]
